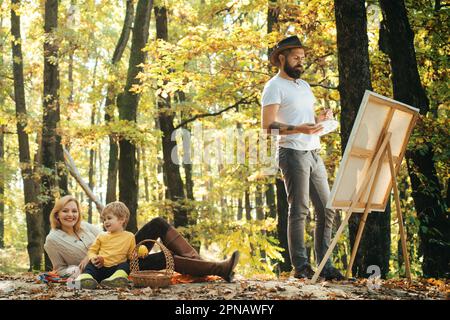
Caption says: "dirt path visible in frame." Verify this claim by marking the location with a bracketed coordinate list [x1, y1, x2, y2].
[0, 273, 447, 300]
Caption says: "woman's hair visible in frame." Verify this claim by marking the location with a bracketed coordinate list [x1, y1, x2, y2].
[50, 195, 82, 232]
[101, 201, 130, 228]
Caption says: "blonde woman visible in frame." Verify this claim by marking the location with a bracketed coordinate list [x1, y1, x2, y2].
[44, 195, 240, 283]
[44, 195, 101, 279]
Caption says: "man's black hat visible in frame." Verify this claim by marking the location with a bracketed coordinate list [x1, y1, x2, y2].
[269, 35, 304, 67]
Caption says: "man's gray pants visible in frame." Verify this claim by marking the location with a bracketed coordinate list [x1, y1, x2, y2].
[278, 147, 335, 271]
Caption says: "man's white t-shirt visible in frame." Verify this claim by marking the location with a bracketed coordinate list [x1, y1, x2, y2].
[261, 73, 321, 151]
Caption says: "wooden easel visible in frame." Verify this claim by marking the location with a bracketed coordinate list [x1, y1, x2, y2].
[311, 131, 412, 283]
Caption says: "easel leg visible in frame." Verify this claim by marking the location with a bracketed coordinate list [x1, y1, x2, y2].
[346, 151, 386, 278]
[311, 209, 354, 283]
[387, 143, 412, 281]
[311, 133, 392, 284]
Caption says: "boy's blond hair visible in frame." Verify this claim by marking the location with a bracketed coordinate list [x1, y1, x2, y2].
[101, 201, 130, 228]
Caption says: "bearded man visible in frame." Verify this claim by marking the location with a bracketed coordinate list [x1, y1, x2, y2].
[261, 36, 344, 280]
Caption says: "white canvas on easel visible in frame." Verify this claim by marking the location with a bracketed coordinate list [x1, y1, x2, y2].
[327, 91, 419, 212]
[311, 90, 419, 283]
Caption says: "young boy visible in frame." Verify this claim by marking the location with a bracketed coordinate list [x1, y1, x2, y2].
[74, 201, 136, 289]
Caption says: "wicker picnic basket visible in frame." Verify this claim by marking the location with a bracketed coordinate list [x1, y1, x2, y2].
[129, 239, 174, 288]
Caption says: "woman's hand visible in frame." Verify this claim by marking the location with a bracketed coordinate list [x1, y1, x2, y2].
[317, 109, 333, 122]
[78, 256, 90, 272]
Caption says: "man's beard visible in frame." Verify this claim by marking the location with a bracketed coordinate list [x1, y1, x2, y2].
[283, 61, 303, 79]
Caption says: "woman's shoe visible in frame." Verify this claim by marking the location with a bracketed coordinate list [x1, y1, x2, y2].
[173, 250, 240, 282]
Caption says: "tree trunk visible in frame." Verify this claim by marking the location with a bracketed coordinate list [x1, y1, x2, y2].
[157, 162, 163, 201]
[256, 185, 266, 260]
[105, 134, 118, 204]
[11, 0, 44, 270]
[379, 0, 449, 278]
[0, 126, 4, 249]
[0, 15, 4, 249]
[265, 182, 277, 219]
[88, 149, 95, 223]
[42, 0, 66, 270]
[237, 196, 243, 220]
[397, 174, 415, 272]
[154, 5, 188, 227]
[276, 178, 291, 272]
[105, 0, 135, 204]
[141, 148, 150, 202]
[98, 142, 103, 204]
[268, 0, 291, 273]
[267, 0, 279, 58]
[117, 0, 153, 232]
[265, 180, 278, 267]
[245, 190, 252, 221]
[68, 53, 74, 108]
[333, 210, 348, 270]
[335, 0, 391, 278]
[184, 162, 194, 201]
[256, 187, 264, 220]
[348, 200, 392, 278]
[88, 57, 98, 222]
[66, 39, 74, 192]
[178, 91, 195, 202]
[182, 127, 194, 202]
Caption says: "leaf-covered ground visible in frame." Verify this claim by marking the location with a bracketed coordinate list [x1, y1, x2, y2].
[0, 273, 448, 300]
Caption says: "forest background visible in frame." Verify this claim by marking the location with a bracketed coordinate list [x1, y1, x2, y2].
[0, 0, 448, 281]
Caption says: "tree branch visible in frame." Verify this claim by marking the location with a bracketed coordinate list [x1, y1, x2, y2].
[63, 147, 104, 212]
[214, 3, 235, 16]
[173, 97, 255, 130]
[309, 83, 339, 90]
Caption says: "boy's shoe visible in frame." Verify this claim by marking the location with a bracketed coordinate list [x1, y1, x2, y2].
[69, 273, 98, 289]
[100, 269, 129, 288]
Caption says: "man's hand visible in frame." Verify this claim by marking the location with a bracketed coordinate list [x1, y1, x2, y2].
[317, 109, 333, 122]
[297, 123, 324, 135]
[91, 256, 104, 268]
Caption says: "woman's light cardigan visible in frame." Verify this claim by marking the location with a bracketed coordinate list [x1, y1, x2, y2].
[44, 221, 101, 276]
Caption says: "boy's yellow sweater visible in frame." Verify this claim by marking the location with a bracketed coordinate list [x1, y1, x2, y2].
[88, 231, 136, 267]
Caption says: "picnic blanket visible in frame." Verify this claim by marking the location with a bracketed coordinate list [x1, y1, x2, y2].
[36, 272, 70, 284]
[170, 273, 222, 284]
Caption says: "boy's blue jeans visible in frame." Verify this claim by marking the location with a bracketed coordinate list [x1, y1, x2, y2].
[278, 147, 336, 271]
[84, 261, 130, 283]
